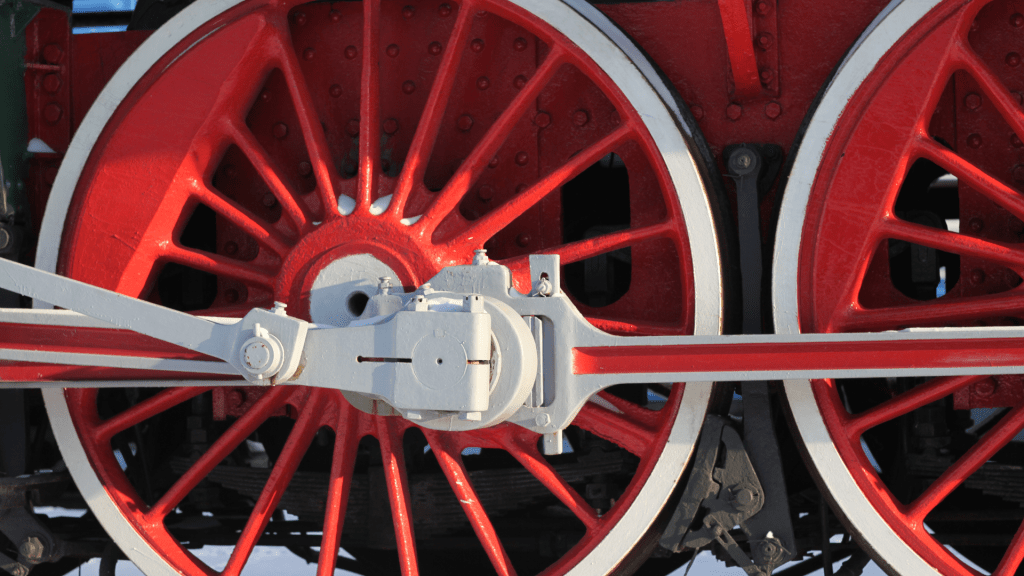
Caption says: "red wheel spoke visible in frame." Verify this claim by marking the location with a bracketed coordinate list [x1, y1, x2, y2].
[391, 0, 477, 217]
[147, 386, 291, 520]
[96, 387, 211, 442]
[223, 390, 322, 576]
[995, 519, 1024, 576]
[426, 432, 517, 576]
[224, 119, 312, 231]
[915, 137, 1024, 223]
[909, 404, 1024, 522]
[357, 0, 383, 210]
[583, 317, 688, 336]
[575, 399, 656, 457]
[881, 217, 1024, 271]
[551, 222, 672, 265]
[953, 44, 1024, 144]
[164, 245, 275, 288]
[502, 432, 599, 530]
[839, 291, 1024, 331]
[454, 123, 634, 246]
[848, 375, 988, 438]
[421, 46, 567, 228]
[267, 20, 341, 218]
[316, 404, 361, 576]
[377, 418, 419, 576]
[192, 183, 292, 257]
[592, 392, 660, 429]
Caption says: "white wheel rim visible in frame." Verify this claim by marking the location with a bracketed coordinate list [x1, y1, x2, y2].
[39, 1, 725, 574]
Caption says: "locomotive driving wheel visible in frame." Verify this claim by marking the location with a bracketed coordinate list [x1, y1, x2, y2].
[38, 0, 730, 575]
[776, 0, 1024, 573]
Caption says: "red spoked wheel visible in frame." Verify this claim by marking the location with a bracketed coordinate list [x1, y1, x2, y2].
[775, 0, 1024, 574]
[39, 1, 730, 575]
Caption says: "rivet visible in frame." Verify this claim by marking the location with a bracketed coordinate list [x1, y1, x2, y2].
[969, 217, 984, 232]
[965, 92, 982, 110]
[42, 44, 63, 64]
[1012, 12, 1024, 27]
[273, 123, 289, 139]
[477, 185, 494, 201]
[329, 84, 342, 98]
[755, 0, 772, 15]
[298, 161, 313, 177]
[515, 151, 529, 166]
[726, 103, 743, 121]
[225, 289, 240, 303]
[347, 119, 360, 137]
[457, 115, 474, 131]
[428, 41, 443, 55]
[489, 156, 499, 168]
[402, 81, 416, 94]
[1008, 52, 1022, 67]
[42, 73, 61, 93]
[303, 47, 315, 61]
[971, 269, 986, 284]
[760, 68, 774, 84]
[513, 37, 528, 51]
[260, 91, 271, 103]
[386, 44, 400, 58]
[756, 33, 774, 49]
[477, 76, 490, 90]
[403, 5, 415, 18]
[516, 233, 531, 247]
[471, 39, 485, 52]
[43, 103, 62, 124]
[263, 193, 278, 208]
[765, 101, 782, 120]
[344, 46, 358, 59]
[513, 75, 527, 89]
[224, 241, 239, 255]
[976, 380, 996, 397]
[573, 110, 590, 126]
[967, 133, 982, 148]
[293, 11, 307, 26]
[690, 105, 705, 121]
[329, 10, 341, 22]
[1012, 134, 1022, 148]
[439, 3, 452, 16]
[534, 112, 551, 128]
[384, 118, 399, 134]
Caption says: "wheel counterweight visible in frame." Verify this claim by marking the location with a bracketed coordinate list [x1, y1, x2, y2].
[37, 1, 730, 575]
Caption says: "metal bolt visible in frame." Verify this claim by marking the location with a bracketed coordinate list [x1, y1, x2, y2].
[42, 73, 61, 93]
[272, 301, 288, 315]
[473, 249, 489, 265]
[386, 44, 400, 58]
[262, 193, 278, 208]
[535, 413, 551, 426]
[573, 110, 590, 126]
[965, 92, 982, 110]
[755, 0, 772, 15]
[515, 151, 529, 166]
[759, 68, 774, 84]
[514, 37, 528, 51]
[976, 380, 996, 397]
[735, 152, 753, 170]
[477, 76, 490, 90]
[329, 10, 341, 22]
[534, 112, 551, 128]
[756, 33, 774, 49]
[329, 84, 342, 98]
[273, 123, 289, 139]
[292, 12, 307, 26]
[402, 5, 415, 18]
[1013, 12, 1024, 27]
[489, 156, 499, 168]
[43, 103, 62, 124]
[402, 81, 416, 94]
[967, 133, 983, 148]
[537, 277, 553, 297]
[346, 119, 360, 137]
[10, 565, 27, 576]
[969, 217, 984, 232]
[378, 276, 393, 294]
[439, 3, 452, 16]
[726, 103, 743, 121]
[344, 46, 358, 59]
[513, 75, 527, 89]
[765, 101, 782, 120]
[971, 269, 986, 284]
[1008, 52, 1022, 67]
[42, 44, 63, 64]
[690, 105, 705, 121]
[734, 488, 756, 507]
[516, 233, 531, 247]
[223, 241, 238, 255]
[429, 41, 443, 55]
[477, 185, 494, 201]
[457, 115, 474, 131]
[384, 118, 399, 135]
[471, 38, 485, 52]
[420, 283, 433, 295]
[298, 161, 313, 177]
[302, 47, 315, 61]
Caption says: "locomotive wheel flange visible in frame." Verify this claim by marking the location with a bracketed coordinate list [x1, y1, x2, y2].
[775, 0, 1024, 574]
[38, 0, 732, 575]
